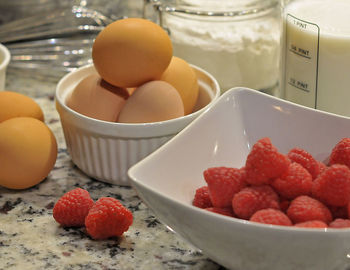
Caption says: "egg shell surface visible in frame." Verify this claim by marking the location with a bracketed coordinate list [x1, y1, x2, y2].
[160, 56, 199, 115]
[118, 80, 184, 123]
[92, 18, 173, 88]
[192, 85, 212, 113]
[66, 74, 129, 122]
[0, 91, 44, 122]
[0, 117, 58, 189]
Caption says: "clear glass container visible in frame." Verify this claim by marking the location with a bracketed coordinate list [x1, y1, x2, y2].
[281, 0, 350, 117]
[145, 0, 282, 95]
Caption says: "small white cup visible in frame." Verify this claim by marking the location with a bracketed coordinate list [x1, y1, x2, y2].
[0, 43, 10, 91]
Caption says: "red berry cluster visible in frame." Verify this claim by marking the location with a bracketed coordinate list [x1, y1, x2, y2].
[53, 188, 133, 239]
[192, 137, 350, 228]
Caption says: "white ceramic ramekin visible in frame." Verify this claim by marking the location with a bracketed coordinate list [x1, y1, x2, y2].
[55, 64, 220, 186]
[0, 43, 10, 90]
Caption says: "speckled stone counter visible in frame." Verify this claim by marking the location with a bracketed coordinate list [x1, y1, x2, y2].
[0, 67, 224, 270]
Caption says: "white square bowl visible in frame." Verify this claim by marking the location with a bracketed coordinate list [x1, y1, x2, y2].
[128, 87, 350, 270]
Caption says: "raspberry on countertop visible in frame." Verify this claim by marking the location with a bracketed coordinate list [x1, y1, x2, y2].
[85, 197, 133, 240]
[53, 188, 94, 227]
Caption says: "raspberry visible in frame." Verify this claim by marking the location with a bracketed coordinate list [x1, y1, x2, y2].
[287, 148, 320, 179]
[192, 186, 212, 209]
[328, 205, 348, 219]
[85, 197, 133, 240]
[329, 219, 350, 228]
[279, 198, 291, 213]
[317, 161, 327, 176]
[271, 162, 312, 199]
[312, 164, 350, 206]
[347, 202, 350, 219]
[53, 188, 94, 227]
[329, 138, 350, 167]
[245, 138, 290, 185]
[250, 209, 292, 226]
[287, 195, 332, 224]
[205, 207, 234, 217]
[294, 220, 328, 228]
[203, 167, 246, 207]
[232, 185, 280, 219]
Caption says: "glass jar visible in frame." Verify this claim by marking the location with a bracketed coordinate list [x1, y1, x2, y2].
[281, 0, 350, 117]
[144, 0, 282, 95]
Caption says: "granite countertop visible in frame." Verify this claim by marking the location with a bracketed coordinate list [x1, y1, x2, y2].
[0, 67, 224, 270]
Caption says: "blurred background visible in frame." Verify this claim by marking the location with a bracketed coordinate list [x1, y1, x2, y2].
[0, 0, 144, 79]
[0, 0, 143, 24]
[0, 0, 281, 95]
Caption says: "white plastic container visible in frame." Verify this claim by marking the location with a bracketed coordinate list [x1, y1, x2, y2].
[55, 64, 220, 186]
[0, 43, 10, 90]
[281, 0, 350, 116]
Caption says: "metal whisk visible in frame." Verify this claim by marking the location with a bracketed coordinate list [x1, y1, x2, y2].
[0, 5, 118, 76]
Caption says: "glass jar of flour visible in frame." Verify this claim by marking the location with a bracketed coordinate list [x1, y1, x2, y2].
[281, 0, 350, 116]
[144, 0, 281, 95]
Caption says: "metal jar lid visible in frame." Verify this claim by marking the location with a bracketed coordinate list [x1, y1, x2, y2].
[147, 0, 280, 18]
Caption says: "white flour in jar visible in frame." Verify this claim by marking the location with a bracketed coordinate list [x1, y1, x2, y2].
[164, 14, 281, 93]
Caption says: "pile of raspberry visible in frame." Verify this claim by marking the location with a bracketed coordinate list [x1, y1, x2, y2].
[192, 137, 350, 228]
[53, 188, 133, 239]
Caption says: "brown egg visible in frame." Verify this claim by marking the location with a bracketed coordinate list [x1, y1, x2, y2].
[0, 117, 57, 189]
[118, 81, 184, 123]
[92, 18, 173, 88]
[160, 56, 199, 115]
[127, 87, 137, 96]
[0, 91, 44, 122]
[66, 74, 129, 122]
[192, 85, 212, 112]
